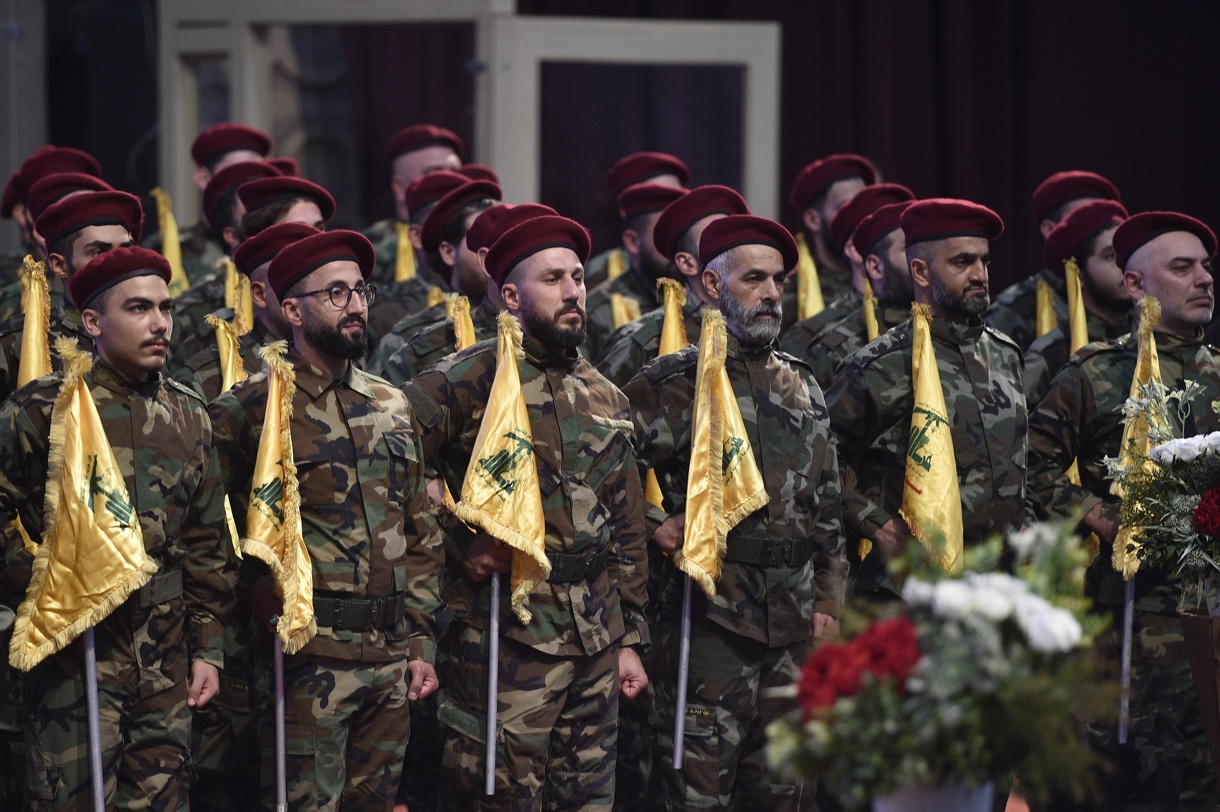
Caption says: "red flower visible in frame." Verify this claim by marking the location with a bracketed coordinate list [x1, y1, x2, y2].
[796, 617, 923, 718]
[1194, 486, 1220, 537]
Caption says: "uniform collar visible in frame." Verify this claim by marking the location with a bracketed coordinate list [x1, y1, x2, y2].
[288, 347, 375, 400]
[522, 334, 579, 369]
[91, 355, 163, 397]
[725, 330, 775, 361]
[1152, 328, 1206, 352]
[928, 313, 985, 344]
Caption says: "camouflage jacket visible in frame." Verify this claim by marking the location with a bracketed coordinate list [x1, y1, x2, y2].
[814, 263, 856, 309]
[378, 297, 500, 386]
[174, 317, 284, 403]
[1027, 329, 1220, 613]
[791, 302, 910, 392]
[210, 349, 443, 664]
[143, 219, 227, 293]
[826, 316, 1028, 544]
[368, 300, 448, 377]
[583, 267, 661, 362]
[0, 252, 25, 288]
[1024, 309, 1132, 403]
[0, 302, 93, 403]
[0, 359, 236, 690]
[778, 288, 863, 358]
[366, 276, 448, 348]
[361, 216, 450, 292]
[622, 336, 847, 647]
[404, 336, 650, 657]
[168, 271, 225, 369]
[595, 291, 706, 387]
[984, 268, 1069, 351]
[582, 246, 626, 292]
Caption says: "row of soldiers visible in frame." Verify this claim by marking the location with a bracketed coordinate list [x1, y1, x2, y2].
[0, 122, 1214, 812]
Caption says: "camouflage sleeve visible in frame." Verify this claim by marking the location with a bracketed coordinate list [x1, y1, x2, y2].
[0, 385, 53, 605]
[367, 330, 408, 379]
[1023, 345, 1053, 403]
[824, 360, 895, 538]
[208, 387, 258, 499]
[810, 394, 848, 616]
[595, 323, 649, 388]
[1026, 360, 1104, 524]
[599, 418, 651, 648]
[400, 423, 443, 665]
[621, 366, 685, 527]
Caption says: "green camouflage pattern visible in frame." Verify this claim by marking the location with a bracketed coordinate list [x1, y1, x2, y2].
[1023, 310, 1131, 403]
[366, 276, 448, 348]
[174, 317, 281, 403]
[583, 268, 661, 362]
[582, 246, 626, 292]
[595, 289, 705, 387]
[361, 216, 451, 292]
[786, 302, 910, 392]
[0, 604, 22, 810]
[0, 251, 26, 288]
[778, 288, 863, 358]
[367, 299, 448, 377]
[376, 297, 500, 386]
[189, 653, 261, 812]
[143, 218, 227, 292]
[167, 272, 225, 368]
[0, 301, 92, 403]
[984, 267, 1069, 351]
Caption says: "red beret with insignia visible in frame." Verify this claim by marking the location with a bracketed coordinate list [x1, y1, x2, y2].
[485, 215, 591, 286]
[3, 146, 102, 217]
[268, 229, 375, 300]
[900, 198, 1004, 246]
[421, 179, 503, 253]
[36, 190, 144, 249]
[387, 124, 465, 162]
[788, 153, 877, 211]
[232, 222, 321, 276]
[27, 172, 114, 221]
[238, 176, 336, 222]
[1113, 211, 1217, 271]
[699, 214, 798, 270]
[606, 152, 691, 196]
[1030, 170, 1120, 223]
[830, 183, 915, 250]
[652, 185, 750, 262]
[70, 245, 170, 309]
[465, 203, 558, 254]
[852, 201, 916, 259]
[1044, 200, 1128, 275]
[190, 123, 273, 167]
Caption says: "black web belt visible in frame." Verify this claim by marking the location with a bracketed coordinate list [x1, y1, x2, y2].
[135, 570, 183, 608]
[723, 535, 816, 568]
[546, 549, 609, 583]
[314, 593, 405, 631]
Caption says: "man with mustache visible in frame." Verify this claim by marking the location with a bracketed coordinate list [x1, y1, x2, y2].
[623, 214, 846, 811]
[826, 199, 1027, 591]
[209, 229, 442, 811]
[1028, 212, 1220, 811]
[405, 215, 650, 810]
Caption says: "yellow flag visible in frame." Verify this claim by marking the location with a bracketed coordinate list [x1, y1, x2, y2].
[644, 279, 690, 508]
[1110, 297, 1166, 579]
[239, 342, 315, 653]
[204, 313, 251, 561]
[151, 188, 190, 297]
[18, 256, 52, 386]
[863, 277, 880, 342]
[426, 286, 445, 309]
[795, 232, 825, 320]
[394, 221, 417, 282]
[1035, 277, 1056, 339]
[450, 295, 476, 352]
[222, 259, 253, 336]
[606, 248, 626, 282]
[899, 304, 964, 573]
[10, 338, 155, 671]
[453, 313, 550, 623]
[677, 310, 769, 598]
[1064, 258, 1089, 354]
[610, 293, 642, 331]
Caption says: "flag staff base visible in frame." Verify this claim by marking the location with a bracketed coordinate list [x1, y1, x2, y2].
[84, 627, 105, 812]
[275, 634, 287, 812]
[485, 574, 501, 796]
[672, 575, 693, 770]
[1118, 578, 1135, 744]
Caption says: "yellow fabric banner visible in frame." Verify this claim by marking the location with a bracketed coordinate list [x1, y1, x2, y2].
[610, 293, 642, 331]
[205, 313, 251, 560]
[453, 313, 550, 623]
[222, 259, 253, 336]
[240, 342, 315, 654]
[606, 248, 626, 282]
[899, 304, 964, 573]
[863, 277, 880, 342]
[394, 221, 417, 282]
[677, 310, 769, 598]
[644, 279, 690, 508]
[450, 295, 476, 352]
[18, 256, 52, 387]
[1035, 277, 1056, 339]
[1064, 258, 1089, 355]
[151, 188, 190, 297]
[795, 232, 825, 321]
[426, 286, 445, 309]
[10, 339, 154, 671]
[1110, 297, 1165, 579]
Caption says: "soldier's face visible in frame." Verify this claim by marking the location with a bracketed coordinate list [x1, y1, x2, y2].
[921, 236, 991, 317]
[503, 246, 587, 348]
[877, 230, 912, 304]
[287, 260, 370, 360]
[83, 274, 173, 380]
[395, 147, 462, 187]
[452, 211, 488, 298]
[249, 265, 292, 339]
[1127, 231, 1214, 336]
[710, 244, 786, 346]
[1080, 225, 1127, 309]
[280, 199, 326, 231]
[636, 211, 677, 281]
[54, 225, 136, 304]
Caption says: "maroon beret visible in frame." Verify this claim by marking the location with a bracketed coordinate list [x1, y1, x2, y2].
[900, 198, 1004, 246]
[788, 154, 877, 211]
[36, 190, 144, 249]
[1113, 211, 1218, 271]
[617, 183, 687, 221]
[458, 164, 500, 184]
[3, 146, 102, 218]
[190, 123, 273, 167]
[387, 124, 464, 162]
[202, 161, 281, 230]
[1030, 170, 1121, 223]
[652, 185, 750, 262]
[70, 246, 171, 309]
[699, 214, 799, 271]
[267, 157, 300, 177]
[27, 172, 113, 221]
[605, 152, 691, 196]
[232, 222, 321, 276]
[485, 215, 591, 286]
[237, 176, 336, 223]
[403, 170, 470, 220]
[421, 179, 503, 253]
[1043, 200, 1128, 275]
[852, 201, 916, 258]
[829, 183, 916, 250]
[466, 203, 558, 254]
[268, 229, 374, 300]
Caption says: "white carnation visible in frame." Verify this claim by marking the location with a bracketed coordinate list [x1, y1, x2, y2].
[901, 577, 935, 606]
[1007, 523, 1061, 560]
[1012, 593, 1082, 653]
[930, 580, 977, 620]
[1151, 433, 1220, 464]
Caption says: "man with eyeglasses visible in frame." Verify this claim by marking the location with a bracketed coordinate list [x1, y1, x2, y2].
[210, 229, 443, 811]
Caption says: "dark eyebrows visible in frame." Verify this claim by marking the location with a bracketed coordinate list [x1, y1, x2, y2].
[82, 239, 117, 251]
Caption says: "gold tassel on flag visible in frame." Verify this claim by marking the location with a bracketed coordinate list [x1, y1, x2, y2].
[10, 338, 155, 671]
[610, 293, 642, 331]
[795, 232, 825, 320]
[607, 248, 626, 282]
[394, 222, 418, 282]
[450, 295, 476, 352]
[18, 256, 52, 386]
[644, 279, 690, 508]
[1110, 297, 1166, 579]
[1035, 277, 1056, 339]
[453, 312, 550, 623]
[240, 342, 315, 653]
[899, 304, 964, 573]
[863, 277, 880, 342]
[677, 310, 769, 598]
[151, 188, 190, 297]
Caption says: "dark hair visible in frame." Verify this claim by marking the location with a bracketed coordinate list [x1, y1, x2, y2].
[239, 196, 304, 241]
[675, 227, 700, 261]
[210, 188, 242, 243]
[410, 200, 437, 227]
[48, 228, 84, 266]
[905, 239, 936, 269]
[441, 198, 497, 247]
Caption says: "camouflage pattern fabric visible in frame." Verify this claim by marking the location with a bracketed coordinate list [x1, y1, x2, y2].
[366, 276, 449, 348]
[0, 604, 22, 811]
[0, 271, 65, 326]
[0, 251, 26, 288]
[810, 263, 856, 313]
[778, 288, 863, 359]
[595, 290, 705, 387]
[583, 268, 661, 362]
[367, 299, 449, 377]
[174, 317, 281, 403]
[0, 302, 92, 413]
[1023, 310, 1131, 404]
[167, 272, 225, 368]
[786, 303, 909, 392]
[189, 641, 261, 812]
[144, 218, 227, 293]
[582, 246, 625, 293]
[984, 267, 1069, 351]
[373, 296, 500, 385]
[361, 216, 451, 292]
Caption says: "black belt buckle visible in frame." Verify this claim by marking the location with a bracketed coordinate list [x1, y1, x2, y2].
[322, 597, 344, 630]
[762, 538, 794, 568]
[369, 595, 402, 629]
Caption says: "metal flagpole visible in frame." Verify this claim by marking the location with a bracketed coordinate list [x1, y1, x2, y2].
[485, 573, 501, 795]
[83, 627, 105, 812]
[274, 632, 287, 812]
[672, 575, 693, 769]
[1118, 578, 1135, 743]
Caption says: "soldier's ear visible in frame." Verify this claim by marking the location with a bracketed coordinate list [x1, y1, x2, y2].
[500, 281, 520, 313]
[909, 257, 931, 290]
[281, 295, 304, 328]
[1124, 269, 1145, 300]
[864, 253, 885, 284]
[674, 251, 700, 280]
[844, 241, 863, 267]
[81, 306, 103, 337]
[801, 207, 822, 236]
[250, 279, 269, 309]
[390, 174, 409, 205]
[621, 228, 641, 258]
[407, 224, 424, 252]
[222, 225, 241, 252]
[47, 253, 70, 282]
[1039, 218, 1058, 241]
[439, 241, 458, 269]
[702, 267, 722, 303]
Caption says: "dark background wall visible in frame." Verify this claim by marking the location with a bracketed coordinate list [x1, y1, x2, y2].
[41, 0, 1220, 292]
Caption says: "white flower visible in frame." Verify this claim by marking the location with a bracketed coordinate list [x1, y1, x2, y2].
[1012, 593, 1082, 653]
[961, 573, 1020, 621]
[1007, 523, 1061, 560]
[901, 577, 935, 606]
[929, 580, 975, 620]
[1151, 432, 1220, 464]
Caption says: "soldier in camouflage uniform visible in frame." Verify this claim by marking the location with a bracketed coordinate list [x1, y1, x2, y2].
[0, 246, 236, 811]
[1023, 200, 1132, 403]
[985, 170, 1121, 351]
[826, 199, 1027, 593]
[623, 214, 845, 811]
[405, 214, 650, 811]
[210, 229, 442, 812]
[1028, 211, 1220, 811]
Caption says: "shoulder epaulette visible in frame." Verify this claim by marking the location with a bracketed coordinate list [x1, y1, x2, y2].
[773, 348, 814, 374]
[640, 345, 699, 384]
[982, 324, 1022, 352]
[164, 375, 206, 405]
[849, 323, 911, 370]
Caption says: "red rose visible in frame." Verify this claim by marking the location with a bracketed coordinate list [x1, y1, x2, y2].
[796, 617, 923, 718]
[1194, 486, 1220, 537]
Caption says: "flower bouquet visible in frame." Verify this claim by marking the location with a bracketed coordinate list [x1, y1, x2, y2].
[767, 526, 1109, 811]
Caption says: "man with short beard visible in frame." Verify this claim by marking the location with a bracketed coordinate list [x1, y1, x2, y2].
[405, 215, 650, 810]
[826, 199, 1027, 585]
[210, 229, 443, 811]
[623, 214, 845, 811]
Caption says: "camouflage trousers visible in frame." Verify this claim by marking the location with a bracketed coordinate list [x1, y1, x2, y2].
[648, 615, 813, 811]
[439, 620, 620, 811]
[260, 654, 411, 812]
[23, 669, 191, 811]
[0, 604, 26, 810]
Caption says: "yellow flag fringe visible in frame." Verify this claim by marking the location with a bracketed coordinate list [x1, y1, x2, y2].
[862, 277, 880, 342]
[451, 295, 476, 352]
[1035, 277, 1056, 339]
[394, 221, 418, 282]
[18, 255, 52, 386]
[795, 232, 825, 320]
[151, 188, 190, 297]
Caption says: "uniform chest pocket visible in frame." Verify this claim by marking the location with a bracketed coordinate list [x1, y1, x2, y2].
[584, 421, 633, 495]
[383, 430, 418, 506]
[296, 457, 340, 508]
[156, 451, 205, 534]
